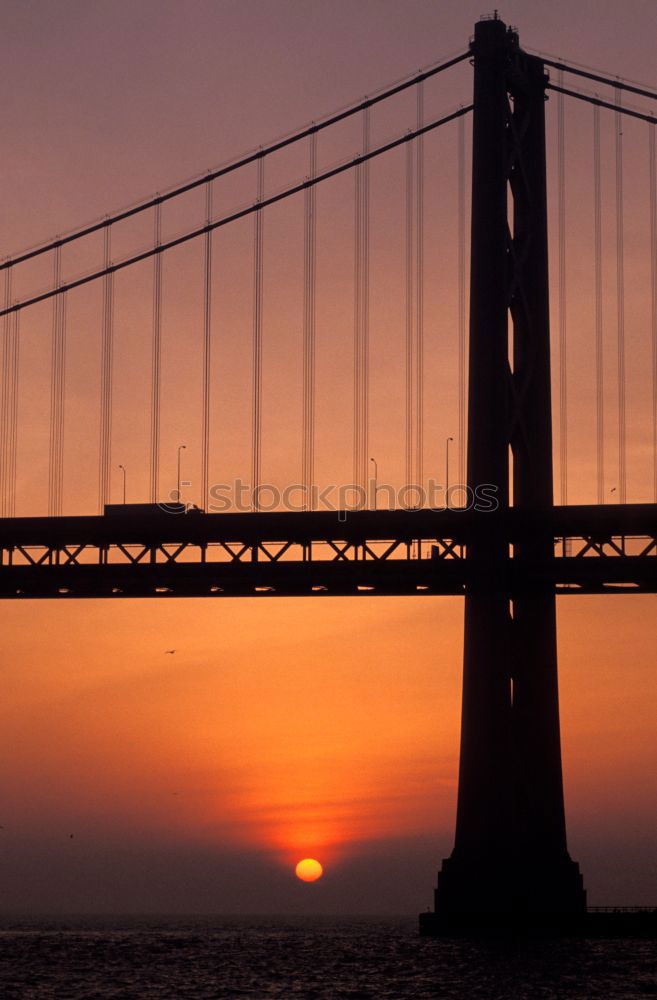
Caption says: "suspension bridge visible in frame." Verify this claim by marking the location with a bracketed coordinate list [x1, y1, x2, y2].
[1, 14, 656, 928]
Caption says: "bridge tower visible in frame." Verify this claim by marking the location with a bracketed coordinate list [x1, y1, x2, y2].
[434, 16, 586, 920]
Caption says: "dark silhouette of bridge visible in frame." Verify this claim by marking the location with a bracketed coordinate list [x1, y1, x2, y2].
[0, 504, 654, 599]
[1, 14, 656, 930]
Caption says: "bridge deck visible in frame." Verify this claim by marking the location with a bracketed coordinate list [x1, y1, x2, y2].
[0, 504, 654, 598]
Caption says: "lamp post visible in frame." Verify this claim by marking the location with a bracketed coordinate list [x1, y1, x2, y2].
[369, 457, 378, 509]
[445, 436, 454, 509]
[118, 464, 127, 505]
[177, 445, 187, 504]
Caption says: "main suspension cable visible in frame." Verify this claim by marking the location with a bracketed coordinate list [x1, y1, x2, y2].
[0, 108, 473, 320]
[0, 52, 470, 274]
[547, 84, 657, 126]
[541, 56, 657, 104]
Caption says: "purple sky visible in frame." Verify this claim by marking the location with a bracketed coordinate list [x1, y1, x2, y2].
[3, 0, 657, 253]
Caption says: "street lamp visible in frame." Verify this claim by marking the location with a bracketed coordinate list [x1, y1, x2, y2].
[445, 437, 454, 509]
[177, 445, 187, 504]
[118, 464, 127, 505]
[369, 457, 378, 509]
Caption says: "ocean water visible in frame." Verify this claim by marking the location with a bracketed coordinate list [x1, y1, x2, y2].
[0, 915, 655, 999]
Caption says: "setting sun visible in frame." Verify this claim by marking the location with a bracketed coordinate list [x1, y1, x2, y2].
[295, 859, 324, 882]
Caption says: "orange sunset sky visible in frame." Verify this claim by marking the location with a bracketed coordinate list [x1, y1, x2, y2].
[0, 0, 655, 913]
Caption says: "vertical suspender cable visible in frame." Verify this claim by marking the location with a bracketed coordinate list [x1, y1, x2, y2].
[58, 264, 67, 515]
[593, 107, 604, 504]
[405, 139, 414, 491]
[2, 284, 20, 518]
[416, 82, 424, 497]
[1, 268, 11, 515]
[649, 122, 657, 502]
[362, 109, 370, 498]
[557, 70, 568, 506]
[353, 142, 361, 494]
[615, 86, 627, 503]
[49, 247, 66, 516]
[201, 180, 213, 510]
[252, 155, 264, 510]
[310, 130, 317, 506]
[353, 108, 370, 497]
[457, 113, 466, 492]
[98, 223, 114, 511]
[9, 309, 19, 517]
[48, 252, 56, 515]
[150, 203, 162, 503]
[302, 131, 317, 509]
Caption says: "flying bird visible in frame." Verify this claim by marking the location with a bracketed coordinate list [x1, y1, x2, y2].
[164, 649, 176, 654]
